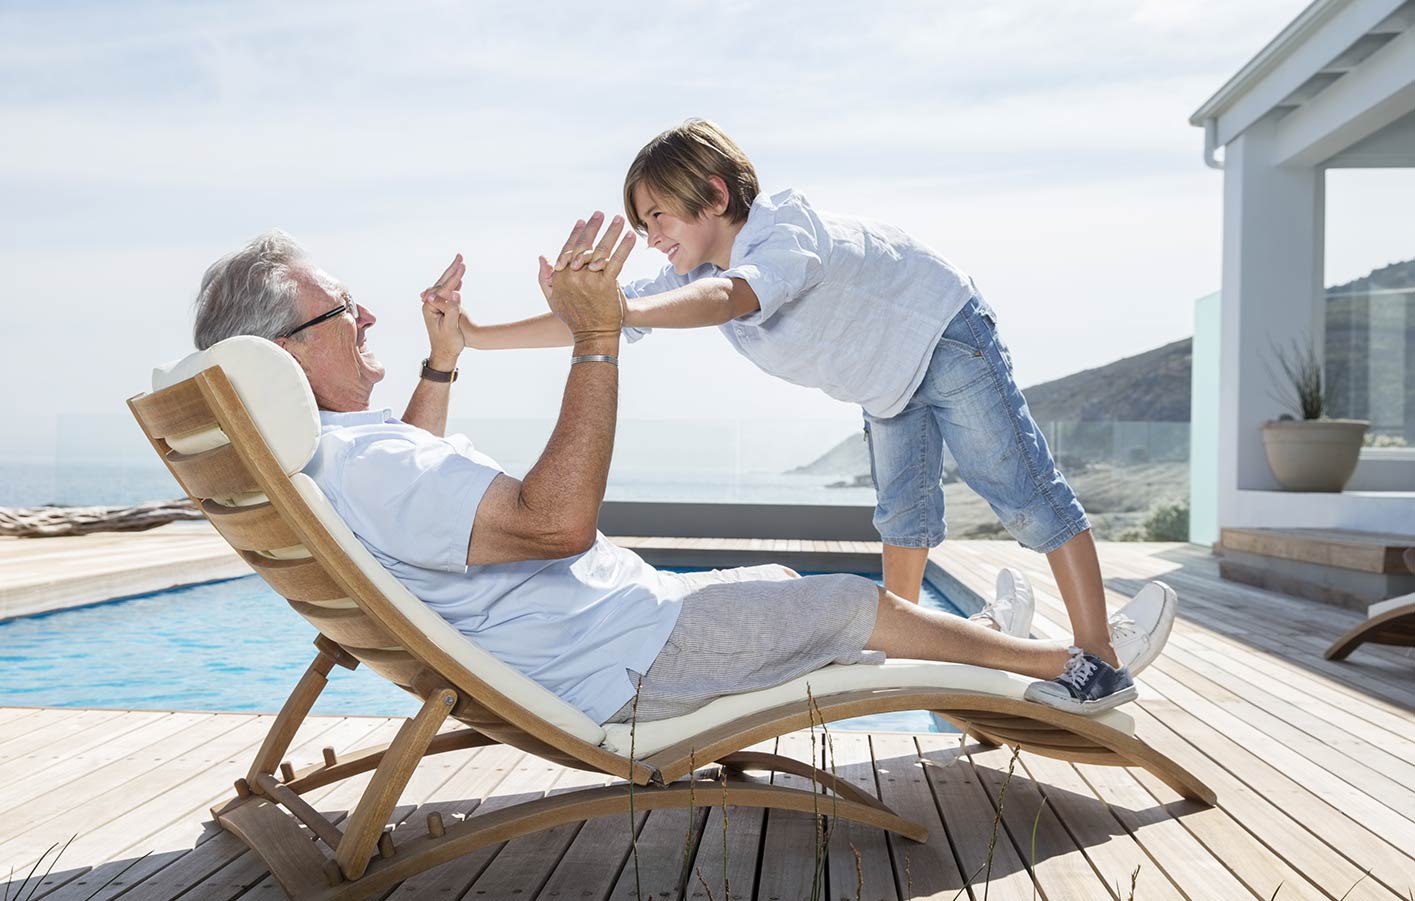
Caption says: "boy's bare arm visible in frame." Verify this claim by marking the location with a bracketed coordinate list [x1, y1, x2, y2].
[460, 309, 574, 349]
[621, 277, 760, 329]
[456, 253, 575, 349]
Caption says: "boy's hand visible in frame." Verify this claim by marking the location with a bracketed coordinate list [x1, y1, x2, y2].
[419, 254, 466, 369]
[537, 255, 554, 302]
[546, 213, 634, 344]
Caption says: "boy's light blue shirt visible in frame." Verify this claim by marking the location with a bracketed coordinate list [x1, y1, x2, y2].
[303, 409, 685, 724]
[622, 188, 975, 418]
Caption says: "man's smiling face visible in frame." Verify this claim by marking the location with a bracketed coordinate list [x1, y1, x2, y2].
[278, 265, 385, 412]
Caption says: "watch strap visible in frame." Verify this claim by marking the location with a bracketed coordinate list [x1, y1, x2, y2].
[420, 358, 458, 383]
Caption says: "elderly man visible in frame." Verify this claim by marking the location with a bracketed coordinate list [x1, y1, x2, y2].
[191, 215, 1166, 723]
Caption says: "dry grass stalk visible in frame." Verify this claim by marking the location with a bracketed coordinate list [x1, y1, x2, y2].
[627, 673, 644, 901]
[718, 765, 730, 899]
[694, 866, 717, 901]
[947, 744, 1023, 901]
[805, 683, 840, 901]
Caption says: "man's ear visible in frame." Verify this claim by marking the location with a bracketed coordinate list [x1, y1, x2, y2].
[707, 175, 731, 216]
[276, 336, 312, 373]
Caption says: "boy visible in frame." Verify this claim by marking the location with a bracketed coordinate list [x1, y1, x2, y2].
[460, 120, 1175, 714]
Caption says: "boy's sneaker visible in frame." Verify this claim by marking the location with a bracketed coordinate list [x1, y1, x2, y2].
[1024, 648, 1138, 715]
[968, 567, 1035, 638]
[1108, 581, 1177, 676]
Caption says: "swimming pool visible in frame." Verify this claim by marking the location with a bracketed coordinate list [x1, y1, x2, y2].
[0, 571, 967, 733]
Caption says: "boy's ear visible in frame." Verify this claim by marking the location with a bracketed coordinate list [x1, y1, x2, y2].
[707, 175, 731, 216]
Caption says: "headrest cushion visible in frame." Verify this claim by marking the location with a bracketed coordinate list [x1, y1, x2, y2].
[151, 336, 320, 475]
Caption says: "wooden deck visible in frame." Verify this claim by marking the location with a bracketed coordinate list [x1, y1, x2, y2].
[0, 522, 248, 620]
[2, 540, 1413, 900]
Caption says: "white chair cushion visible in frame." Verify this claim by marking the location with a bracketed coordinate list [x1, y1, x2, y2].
[152, 336, 319, 476]
[1369, 591, 1415, 618]
[600, 658, 1136, 757]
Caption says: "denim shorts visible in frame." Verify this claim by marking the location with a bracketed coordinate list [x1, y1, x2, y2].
[862, 295, 1090, 552]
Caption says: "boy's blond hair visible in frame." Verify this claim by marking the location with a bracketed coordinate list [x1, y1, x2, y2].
[623, 119, 760, 234]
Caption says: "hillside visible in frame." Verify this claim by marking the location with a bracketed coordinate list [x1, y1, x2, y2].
[790, 337, 1192, 477]
[1019, 338, 1192, 423]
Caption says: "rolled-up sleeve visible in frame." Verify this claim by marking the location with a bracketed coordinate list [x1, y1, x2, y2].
[619, 264, 708, 343]
[336, 437, 500, 573]
[722, 211, 824, 323]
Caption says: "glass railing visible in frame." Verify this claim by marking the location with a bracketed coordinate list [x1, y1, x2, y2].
[3, 415, 1190, 542]
[1326, 286, 1414, 446]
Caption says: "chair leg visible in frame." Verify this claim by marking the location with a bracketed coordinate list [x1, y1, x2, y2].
[247, 639, 358, 786]
[335, 687, 457, 881]
[718, 750, 893, 812]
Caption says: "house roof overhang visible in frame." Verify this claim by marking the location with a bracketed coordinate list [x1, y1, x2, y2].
[1190, 0, 1415, 163]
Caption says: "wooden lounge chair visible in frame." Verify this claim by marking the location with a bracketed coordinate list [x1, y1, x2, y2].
[1325, 548, 1415, 660]
[129, 337, 1215, 900]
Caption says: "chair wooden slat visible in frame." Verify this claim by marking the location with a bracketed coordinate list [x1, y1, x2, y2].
[288, 601, 400, 651]
[167, 443, 261, 500]
[202, 499, 301, 552]
[241, 552, 347, 603]
[352, 647, 425, 687]
[128, 378, 220, 441]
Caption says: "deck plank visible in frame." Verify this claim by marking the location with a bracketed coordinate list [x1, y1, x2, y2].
[684, 738, 773, 901]
[966, 742, 1115, 900]
[916, 734, 1038, 901]
[870, 734, 971, 899]
[50, 717, 397, 901]
[825, 732, 898, 901]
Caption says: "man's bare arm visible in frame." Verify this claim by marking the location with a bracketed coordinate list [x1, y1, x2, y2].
[402, 254, 466, 436]
[465, 213, 634, 565]
[620, 277, 760, 329]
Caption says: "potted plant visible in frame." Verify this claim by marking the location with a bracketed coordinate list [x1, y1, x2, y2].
[1260, 340, 1369, 491]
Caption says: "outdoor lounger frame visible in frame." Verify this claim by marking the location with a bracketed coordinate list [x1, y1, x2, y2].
[1324, 548, 1415, 661]
[129, 339, 1215, 901]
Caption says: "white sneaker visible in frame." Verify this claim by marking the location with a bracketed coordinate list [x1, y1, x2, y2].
[1109, 581, 1177, 675]
[969, 567, 1035, 638]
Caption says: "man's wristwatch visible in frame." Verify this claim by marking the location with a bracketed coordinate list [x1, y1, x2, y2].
[420, 358, 458, 383]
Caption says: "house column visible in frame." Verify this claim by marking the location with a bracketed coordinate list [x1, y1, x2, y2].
[1217, 112, 1326, 524]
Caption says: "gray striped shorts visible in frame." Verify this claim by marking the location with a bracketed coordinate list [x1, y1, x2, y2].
[603, 566, 886, 725]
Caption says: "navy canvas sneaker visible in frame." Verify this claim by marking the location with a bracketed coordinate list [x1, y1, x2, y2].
[1023, 647, 1138, 715]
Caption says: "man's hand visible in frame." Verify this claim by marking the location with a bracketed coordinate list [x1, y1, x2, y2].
[546, 213, 635, 346]
[419, 254, 466, 369]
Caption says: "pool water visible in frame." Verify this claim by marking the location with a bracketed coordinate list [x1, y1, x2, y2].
[0, 571, 968, 733]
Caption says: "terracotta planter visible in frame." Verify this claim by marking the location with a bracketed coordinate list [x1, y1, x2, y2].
[1260, 419, 1369, 491]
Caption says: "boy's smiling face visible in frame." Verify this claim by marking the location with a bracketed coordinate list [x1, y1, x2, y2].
[631, 182, 738, 274]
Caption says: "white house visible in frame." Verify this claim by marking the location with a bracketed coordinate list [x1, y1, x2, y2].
[1189, 0, 1415, 541]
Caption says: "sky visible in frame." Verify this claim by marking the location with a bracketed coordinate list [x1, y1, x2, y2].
[2, 0, 1407, 464]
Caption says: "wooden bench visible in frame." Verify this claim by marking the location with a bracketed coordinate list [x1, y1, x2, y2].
[1218, 527, 1415, 611]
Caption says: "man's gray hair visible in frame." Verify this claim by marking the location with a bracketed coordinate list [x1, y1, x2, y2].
[192, 229, 310, 349]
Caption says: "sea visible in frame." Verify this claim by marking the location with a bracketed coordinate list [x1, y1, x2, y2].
[0, 460, 878, 509]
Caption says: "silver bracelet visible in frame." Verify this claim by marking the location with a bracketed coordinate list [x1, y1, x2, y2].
[570, 354, 618, 366]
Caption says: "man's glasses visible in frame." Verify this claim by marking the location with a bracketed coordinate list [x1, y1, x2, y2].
[282, 298, 356, 339]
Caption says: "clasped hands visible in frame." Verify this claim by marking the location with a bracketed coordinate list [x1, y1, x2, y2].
[417, 212, 634, 359]
[541, 212, 635, 344]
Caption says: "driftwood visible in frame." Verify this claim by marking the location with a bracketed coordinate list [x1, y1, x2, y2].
[0, 498, 203, 538]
